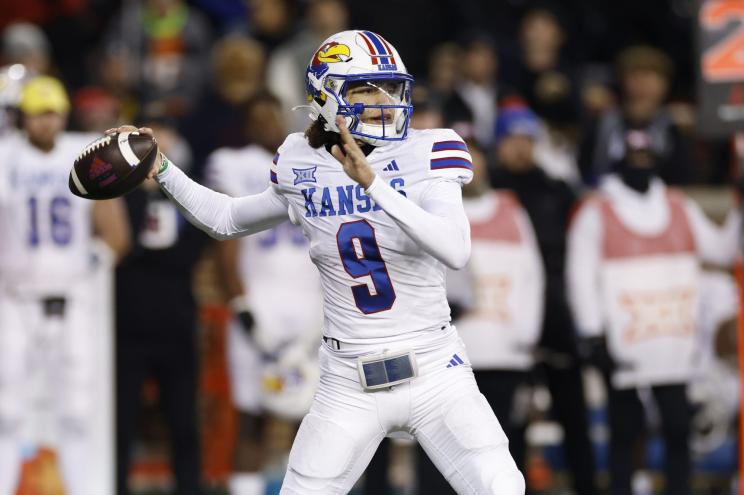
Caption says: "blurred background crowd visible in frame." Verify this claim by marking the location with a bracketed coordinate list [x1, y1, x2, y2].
[0, 0, 741, 494]
[0, 0, 726, 185]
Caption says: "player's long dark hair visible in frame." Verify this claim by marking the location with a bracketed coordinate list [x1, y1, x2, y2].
[305, 116, 340, 149]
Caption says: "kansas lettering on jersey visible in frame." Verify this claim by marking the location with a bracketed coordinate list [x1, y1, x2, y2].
[0, 131, 98, 291]
[205, 144, 322, 346]
[270, 128, 473, 343]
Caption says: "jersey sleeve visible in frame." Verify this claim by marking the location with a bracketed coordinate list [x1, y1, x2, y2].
[156, 159, 289, 240]
[427, 129, 474, 185]
[269, 150, 280, 188]
[366, 175, 471, 269]
[270, 133, 305, 194]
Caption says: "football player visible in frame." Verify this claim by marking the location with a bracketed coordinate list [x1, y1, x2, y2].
[0, 76, 130, 495]
[111, 30, 525, 494]
[204, 91, 323, 495]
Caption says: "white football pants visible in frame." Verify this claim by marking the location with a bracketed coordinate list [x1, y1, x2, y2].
[279, 334, 526, 494]
[0, 286, 95, 495]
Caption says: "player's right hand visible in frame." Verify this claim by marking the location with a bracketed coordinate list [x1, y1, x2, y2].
[105, 125, 162, 179]
[332, 115, 376, 189]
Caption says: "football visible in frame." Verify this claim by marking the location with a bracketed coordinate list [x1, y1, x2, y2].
[69, 131, 158, 199]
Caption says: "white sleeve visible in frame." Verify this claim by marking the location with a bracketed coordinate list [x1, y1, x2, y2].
[686, 199, 740, 267]
[365, 175, 470, 269]
[428, 128, 474, 185]
[155, 159, 290, 240]
[566, 201, 604, 337]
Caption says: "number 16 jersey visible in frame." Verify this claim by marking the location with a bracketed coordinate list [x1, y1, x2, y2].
[0, 132, 97, 292]
[270, 128, 473, 344]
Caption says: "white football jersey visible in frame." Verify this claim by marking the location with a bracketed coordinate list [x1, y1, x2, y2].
[270, 128, 473, 344]
[0, 131, 98, 292]
[206, 144, 322, 346]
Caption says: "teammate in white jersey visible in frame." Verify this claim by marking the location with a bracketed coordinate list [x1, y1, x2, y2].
[205, 91, 323, 495]
[0, 76, 130, 495]
[111, 30, 525, 494]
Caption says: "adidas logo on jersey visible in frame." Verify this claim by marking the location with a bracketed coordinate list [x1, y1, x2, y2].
[446, 354, 465, 368]
[382, 160, 400, 172]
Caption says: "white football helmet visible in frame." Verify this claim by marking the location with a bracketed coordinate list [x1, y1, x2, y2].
[305, 30, 413, 146]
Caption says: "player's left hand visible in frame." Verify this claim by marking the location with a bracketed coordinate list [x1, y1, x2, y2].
[332, 115, 376, 189]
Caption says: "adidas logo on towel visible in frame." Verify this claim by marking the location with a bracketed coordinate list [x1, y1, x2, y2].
[446, 354, 464, 368]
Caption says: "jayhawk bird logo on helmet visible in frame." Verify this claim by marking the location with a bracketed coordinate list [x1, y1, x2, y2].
[304, 30, 414, 147]
[308, 42, 353, 80]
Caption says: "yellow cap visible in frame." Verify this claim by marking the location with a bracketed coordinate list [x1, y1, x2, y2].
[19, 76, 70, 115]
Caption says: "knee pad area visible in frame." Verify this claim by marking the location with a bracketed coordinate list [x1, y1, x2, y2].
[285, 414, 356, 489]
[489, 468, 526, 495]
[443, 393, 508, 451]
[463, 447, 524, 495]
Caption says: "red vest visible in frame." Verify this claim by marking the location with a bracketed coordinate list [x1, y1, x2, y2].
[598, 189, 696, 259]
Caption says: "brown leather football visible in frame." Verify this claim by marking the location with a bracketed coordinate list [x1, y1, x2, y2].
[69, 131, 158, 199]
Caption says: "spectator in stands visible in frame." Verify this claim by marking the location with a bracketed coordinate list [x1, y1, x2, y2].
[506, 5, 582, 186]
[1, 22, 49, 74]
[442, 32, 500, 149]
[115, 115, 208, 495]
[428, 42, 477, 142]
[579, 45, 695, 186]
[266, 0, 349, 132]
[568, 128, 740, 495]
[94, 43, 141, 123]
[427, 42, 461, 103]
[244, 0, 297, 53]
[105, 0, 212, 119]
[506, 6, 580, 130]
[410, 86, 445, 130]
[490, 99, 597, 495]
[180, 33, 266, 178]
[72, 86, 120, 133]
